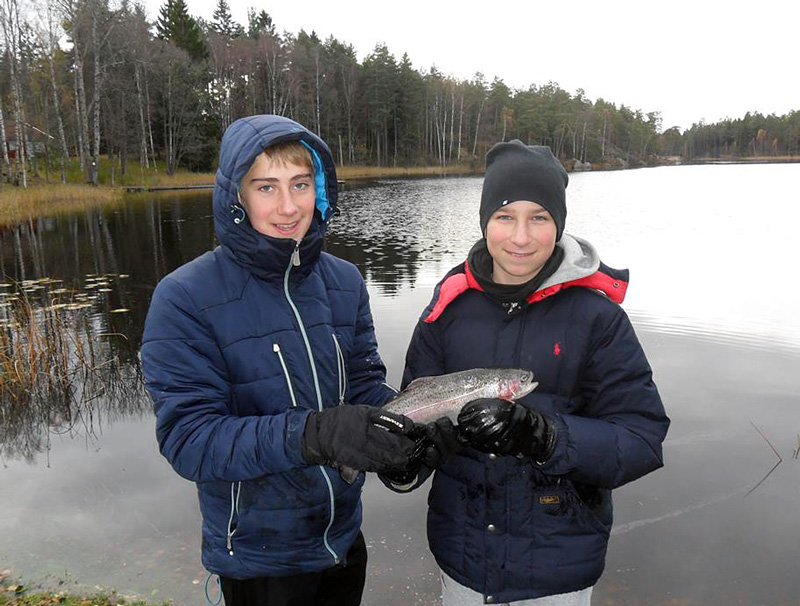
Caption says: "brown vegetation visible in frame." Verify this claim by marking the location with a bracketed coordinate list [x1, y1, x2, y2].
[0, 184, 123, 226]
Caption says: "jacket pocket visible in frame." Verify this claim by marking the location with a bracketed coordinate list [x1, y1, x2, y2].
[331, 334, 347, 405]
[273, 342, 298, 408]
[226, 481, 242, 555]
[533, 482, 610, 540]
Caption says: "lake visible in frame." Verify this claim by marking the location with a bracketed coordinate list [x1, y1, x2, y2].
[1, 164, 799, 605]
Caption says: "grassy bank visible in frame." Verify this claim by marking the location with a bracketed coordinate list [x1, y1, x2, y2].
[0, 184, 124, 226]
[0, 161, 480, 227]
[0, 590, 168, 606]
[0, 570, 171, 606]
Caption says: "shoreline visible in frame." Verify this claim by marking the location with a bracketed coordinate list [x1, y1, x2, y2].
[2, 157, 798, 227]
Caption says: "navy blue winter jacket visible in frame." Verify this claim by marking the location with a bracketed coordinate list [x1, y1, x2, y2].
[141, 115, 396, 579]
[403, 234, 669, 603]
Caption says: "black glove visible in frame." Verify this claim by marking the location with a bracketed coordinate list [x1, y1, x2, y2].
[457, 398, 557, 462]
[420, 417, 464, 468]
[379, 417, 464, 487]
[302, 405, 417, 473]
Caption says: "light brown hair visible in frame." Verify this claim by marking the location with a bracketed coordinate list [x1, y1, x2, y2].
[261, 140, 313, 169]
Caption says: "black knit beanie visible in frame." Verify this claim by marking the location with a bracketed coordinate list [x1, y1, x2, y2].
[479, 141, 569, 241]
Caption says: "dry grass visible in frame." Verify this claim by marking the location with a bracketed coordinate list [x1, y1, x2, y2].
[337, 164, 478, 180]
[0, 184, 123, 226]
[138, 171, 215, 186]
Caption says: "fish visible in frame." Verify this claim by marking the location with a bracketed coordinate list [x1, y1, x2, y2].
[337, 368, 538, 483]
[384, 368, 538, 424]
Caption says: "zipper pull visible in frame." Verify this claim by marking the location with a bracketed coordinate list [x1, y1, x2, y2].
[292, 242, 301, 267]
[226, 534, 233, 555]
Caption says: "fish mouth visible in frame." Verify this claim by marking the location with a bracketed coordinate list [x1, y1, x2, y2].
[516, 371, 537, 398]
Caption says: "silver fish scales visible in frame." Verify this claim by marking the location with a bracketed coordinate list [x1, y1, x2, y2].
[384, 368, 538, 424]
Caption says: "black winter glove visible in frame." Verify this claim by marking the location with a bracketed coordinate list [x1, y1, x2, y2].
[379, 417, 464, 488]
[420, 417, 465, 468]
[302, 405, 417, 473]
[457, 398, 557, 462]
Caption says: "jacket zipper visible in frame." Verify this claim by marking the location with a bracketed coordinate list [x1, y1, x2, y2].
[273, 343, 298, 408]
[331, 334, 346, 405]
[283, 241, 340, 565]
[226, 481, 241, 555]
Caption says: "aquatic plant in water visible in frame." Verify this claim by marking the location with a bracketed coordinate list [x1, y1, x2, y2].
[0, 278, 147, 463]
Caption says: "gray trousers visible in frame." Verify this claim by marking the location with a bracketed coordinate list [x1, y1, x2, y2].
[440, 570, 593, 606]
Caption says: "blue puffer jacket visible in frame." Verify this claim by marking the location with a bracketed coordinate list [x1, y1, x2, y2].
[403, 235, 669, 604]
[141, 115, 396, 579]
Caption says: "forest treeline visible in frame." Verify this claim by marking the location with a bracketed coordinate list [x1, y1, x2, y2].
[1, 0, 799, 188]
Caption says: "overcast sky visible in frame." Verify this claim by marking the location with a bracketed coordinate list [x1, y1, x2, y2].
[143, 0, 798, 132]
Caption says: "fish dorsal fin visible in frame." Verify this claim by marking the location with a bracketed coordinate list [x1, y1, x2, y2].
[404, 376, 438, 392]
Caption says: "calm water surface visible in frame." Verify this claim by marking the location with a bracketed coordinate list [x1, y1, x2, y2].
[1, 164, 799, 605]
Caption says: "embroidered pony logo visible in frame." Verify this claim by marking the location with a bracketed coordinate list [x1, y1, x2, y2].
[553, 342, 562, 356]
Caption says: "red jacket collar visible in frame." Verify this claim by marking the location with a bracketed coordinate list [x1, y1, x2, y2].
[424, 259, 628, 323]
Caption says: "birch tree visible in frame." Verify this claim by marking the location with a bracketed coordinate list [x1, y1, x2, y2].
[1, 0, 27, 186]
[32, 0, 70, 181]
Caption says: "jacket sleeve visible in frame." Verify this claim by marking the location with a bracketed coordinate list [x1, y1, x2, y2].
[345, 278, 398, 406]
[141, 277, 311, 483]
[538, 304, 670, 489]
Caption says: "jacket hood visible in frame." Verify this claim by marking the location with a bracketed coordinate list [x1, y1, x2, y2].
[542, 233, 600, 287]
[213, 115, 338, 279]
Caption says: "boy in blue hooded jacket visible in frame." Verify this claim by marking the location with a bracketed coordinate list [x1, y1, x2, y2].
[141, 115, 418, 605]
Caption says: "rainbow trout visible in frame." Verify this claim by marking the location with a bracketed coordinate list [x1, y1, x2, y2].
[384, 368, 537, 423]
[338, 368, 537, 483]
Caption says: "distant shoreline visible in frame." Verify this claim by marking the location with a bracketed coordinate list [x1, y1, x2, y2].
[689, 156, 800, 165]
[2, 158, 798, 227]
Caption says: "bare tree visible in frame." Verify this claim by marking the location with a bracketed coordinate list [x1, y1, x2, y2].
[134, 62, 149, 169]
[1, 0, 27, 186]
[0, 101, 10, 180]
[36, 0, 71, 181]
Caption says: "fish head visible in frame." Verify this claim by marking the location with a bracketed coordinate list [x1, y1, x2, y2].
[495, 369, 537, 401]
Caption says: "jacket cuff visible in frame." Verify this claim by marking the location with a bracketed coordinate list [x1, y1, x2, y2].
[285, 408, 315, 467]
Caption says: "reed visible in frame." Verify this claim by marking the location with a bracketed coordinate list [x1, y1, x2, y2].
[0, 284, 146, 462]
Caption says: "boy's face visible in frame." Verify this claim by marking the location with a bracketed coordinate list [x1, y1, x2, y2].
[238, 153, 315, 241]
[485, 200, 557, 285]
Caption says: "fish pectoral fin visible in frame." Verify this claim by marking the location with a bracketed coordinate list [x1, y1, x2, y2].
[403, 375, 439, 392]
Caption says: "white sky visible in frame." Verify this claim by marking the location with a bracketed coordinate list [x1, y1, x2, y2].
[143, 0, 799, 132]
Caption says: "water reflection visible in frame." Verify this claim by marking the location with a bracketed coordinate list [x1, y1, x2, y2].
[0, 167, 799, 604]
[0, 276, 147, 464]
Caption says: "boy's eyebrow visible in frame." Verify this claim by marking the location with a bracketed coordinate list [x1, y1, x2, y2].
[494, 206, 549, 214]
[249, 172, 313, 183]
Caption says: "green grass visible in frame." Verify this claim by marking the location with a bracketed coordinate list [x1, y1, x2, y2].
[0, 589, 170, 606]
[0, 569, 171, 605]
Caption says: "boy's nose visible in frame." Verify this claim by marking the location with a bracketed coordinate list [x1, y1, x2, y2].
[510, 222, 531, 245]
[277, 191, 297, 215]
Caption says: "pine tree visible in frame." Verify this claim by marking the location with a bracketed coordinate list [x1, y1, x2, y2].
[247, 8, 275, 38]
[211, 0, 242, 38]
[156, 0, 207, 60]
